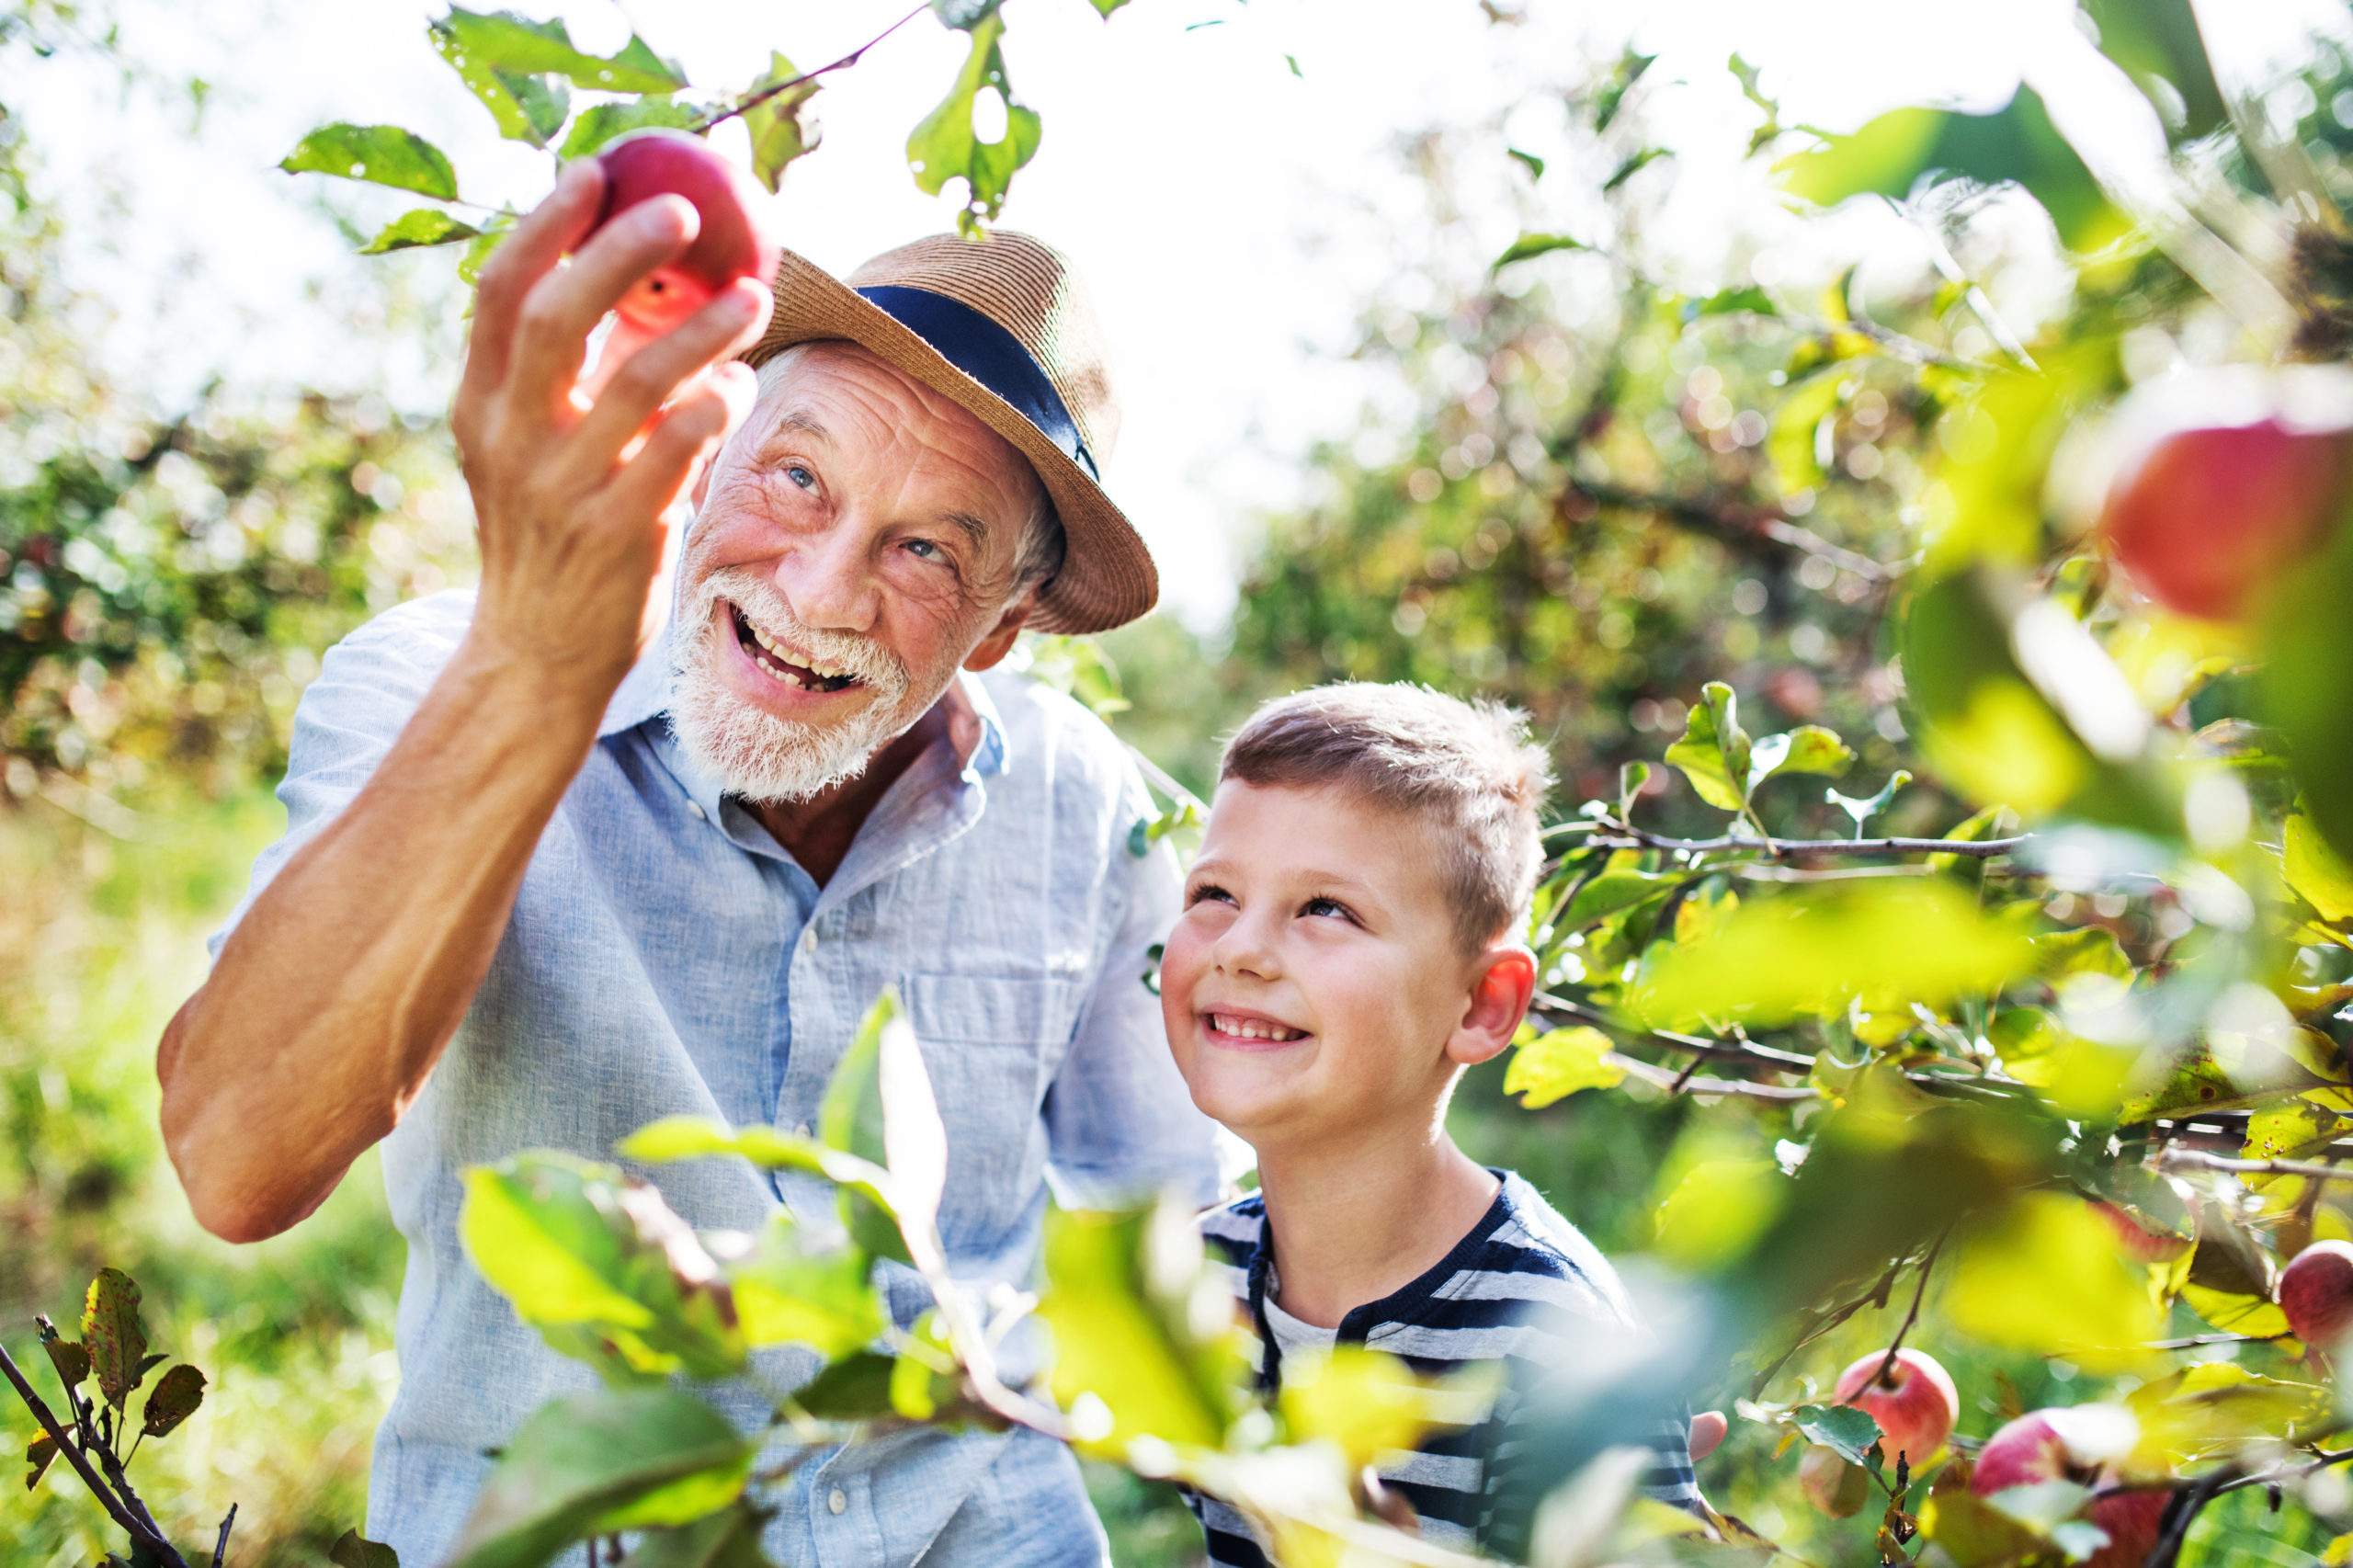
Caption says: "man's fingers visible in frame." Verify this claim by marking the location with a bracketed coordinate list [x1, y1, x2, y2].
[506, 197, 700, 417]
[460, 161, 607, 416]
[564, 281, 771, 472]
[597, 365, 756, 526]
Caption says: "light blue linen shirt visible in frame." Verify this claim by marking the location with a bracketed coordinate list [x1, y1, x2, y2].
[210, 588, 1222, 1568]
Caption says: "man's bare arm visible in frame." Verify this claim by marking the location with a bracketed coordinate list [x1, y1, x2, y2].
[156, 164, 771, 1242]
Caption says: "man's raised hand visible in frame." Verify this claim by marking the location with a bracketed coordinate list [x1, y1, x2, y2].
[453, 159, 773, 714]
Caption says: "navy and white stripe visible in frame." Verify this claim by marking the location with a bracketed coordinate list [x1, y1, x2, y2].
[1186, 1172, 1701, 1565]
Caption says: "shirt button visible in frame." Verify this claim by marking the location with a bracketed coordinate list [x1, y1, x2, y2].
[687, 800, 707, 821]
[800, 927, 817, 955]
[827, 1487, 847, 1516]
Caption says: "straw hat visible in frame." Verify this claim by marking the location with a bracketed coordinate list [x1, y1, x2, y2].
[741, 232, 1153, 635]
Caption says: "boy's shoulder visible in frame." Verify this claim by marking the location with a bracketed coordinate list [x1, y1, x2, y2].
[1199, 1190, 1267, 1269]
[1468, 1171, 1637, 1327]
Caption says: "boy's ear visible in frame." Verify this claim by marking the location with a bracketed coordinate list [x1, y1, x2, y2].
[1446, 946, 1537, 1068]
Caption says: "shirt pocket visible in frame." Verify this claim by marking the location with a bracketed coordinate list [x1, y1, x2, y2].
[901, 972, 1081, 1250]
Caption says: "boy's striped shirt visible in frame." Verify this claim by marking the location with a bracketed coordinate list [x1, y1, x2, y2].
[1185, 1172, 1700, 1565]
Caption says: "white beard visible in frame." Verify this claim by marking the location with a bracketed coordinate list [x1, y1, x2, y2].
[666, 566, 923, 805]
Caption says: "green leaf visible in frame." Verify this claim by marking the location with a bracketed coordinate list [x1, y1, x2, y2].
[1747, 724, 1856, 790]
[820, 994, 916, 1266]
[1563, 869, 1674, 927]
[460, 1153, 745, 1382]
[1684, 283, 1778, 321]
[1826, 770, 1912, 835]
[618, 1506, 777, 1568]
[905, 12, 1041, 231]
[430, 8, 686, 94]
[360, 209, 483, 255]
[1038, 1200, 1241, 1459]
[459, 226, 510, 287]
[1601, 147, 1668, 194]
[137, 1364, 204, 1439]
[1591, 49, 1654, 133]
[1653, 1157, 1782, 1270]
[279, 124, 460, 200]
[2284, 812, 2353, 923]
[727, 1219, 884, 1359]
[447, 1386, 754, 1568]
[1947, 1190, 2162, 1366]
[1086, 0, 1132, 13]
[1507, 147, 1544, 180]
[1504, 1027, 1624, 1108]
[81, 1267, 149, 1411]
[791, 1352, 897, 1419]
[1664, 682, 1753, 812]
[25, 1434, 57, 1492]
[931, 0, 1003, 26]
[329, 1529, 402, 1568]
[1628, 880, 2038, 1030]
[558, 99, 705, 162]
[1768, 367, 1848, 492]
[1790, 1402, 1881, 1465]
[1494, 232, 1589, 270]
[1774, 88, 2124, 253]
[2081, 0, 2226, 142]
[875, 992, 948, 1245]
[742, 54, 822, 193]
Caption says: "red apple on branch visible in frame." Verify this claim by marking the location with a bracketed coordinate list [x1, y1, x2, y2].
[1834, 1346, 1958, 1466]
[591, 128, 781, 335]
[2280, 1238, 2353, 1350]
[2093, 367, 2353, 622]
[1971, 1405, 2168, 1568]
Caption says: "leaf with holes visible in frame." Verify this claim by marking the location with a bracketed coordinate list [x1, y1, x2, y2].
[138, 1363, 204, 1439]
[743, 54, 822, 192]
[280, 123, 459, 200]
[81, 1268, 150, 1410]
[361, 209, 483, 255]
[905, 12, 1040, 232]
[430, 8, 685, 94]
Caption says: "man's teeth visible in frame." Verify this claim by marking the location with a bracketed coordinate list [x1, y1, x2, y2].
[744, 617, 853, 682]
[1211, 1013, 1304, 1042]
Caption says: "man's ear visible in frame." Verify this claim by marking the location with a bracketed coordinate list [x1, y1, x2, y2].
[963, 592, 1038, 673]
[1445, 946, 1537, 1068]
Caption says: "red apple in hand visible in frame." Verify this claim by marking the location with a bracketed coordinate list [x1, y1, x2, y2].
[2280, 1239, 2353, 1349]
[1834, 1347, 1958, 1466]
[591, 129, 781, 334]
[1972, 1405, 2168, 1568]
[2095, 367, 2353, 622]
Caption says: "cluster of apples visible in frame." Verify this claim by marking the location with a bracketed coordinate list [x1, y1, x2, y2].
[1777, 1346, 2161, 1566]
[2095, 365, 2353, 622]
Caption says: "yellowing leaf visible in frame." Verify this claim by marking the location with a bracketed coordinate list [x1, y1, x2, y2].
[1628, 881, 2036, 1031]
[1948, 1192, 2162, 1367]
[1505, 1028, 1624, 1108]
[1279, 1346, 1485, 1472]
[2179, 1284, 2291, 1338]
[2286, 813, 2353, 923]
[1653, 1158, 1782, 1271]
[1921, 679, 2086, 819]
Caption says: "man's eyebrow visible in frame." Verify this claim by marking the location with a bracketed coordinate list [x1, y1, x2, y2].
[940, 512, 989, 547]
[760, 408, 831, 445]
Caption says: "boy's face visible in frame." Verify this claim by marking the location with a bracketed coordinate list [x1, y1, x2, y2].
[1160, 779, 1532, 1151]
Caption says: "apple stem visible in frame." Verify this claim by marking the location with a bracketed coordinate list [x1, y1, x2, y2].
[1864, 1227, 1948, 1395]
[694, 5, 931, 136]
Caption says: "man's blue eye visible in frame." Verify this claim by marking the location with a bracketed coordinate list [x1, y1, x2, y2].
[905, 540, 940, 560]
[786, 466, 814, 489]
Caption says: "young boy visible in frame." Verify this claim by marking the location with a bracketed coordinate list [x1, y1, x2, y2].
[1160, 683, 1699, 1562]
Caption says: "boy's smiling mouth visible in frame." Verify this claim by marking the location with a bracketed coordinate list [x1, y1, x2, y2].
[1201, 1009, 1311, 1048]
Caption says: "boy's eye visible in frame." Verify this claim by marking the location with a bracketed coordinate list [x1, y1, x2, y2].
[1188, 882, 1235, 908]
[1302, 897, 1353, 922]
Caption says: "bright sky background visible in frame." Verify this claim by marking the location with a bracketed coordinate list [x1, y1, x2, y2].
[7, 0, 2345, 622]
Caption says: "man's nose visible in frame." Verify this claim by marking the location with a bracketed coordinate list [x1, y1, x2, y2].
[773, 516, 879, 633]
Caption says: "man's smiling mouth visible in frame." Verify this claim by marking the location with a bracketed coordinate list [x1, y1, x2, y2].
[730, 604, 863, 694]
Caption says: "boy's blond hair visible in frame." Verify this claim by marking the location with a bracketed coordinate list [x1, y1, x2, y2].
[1219, 683, 1554, 952]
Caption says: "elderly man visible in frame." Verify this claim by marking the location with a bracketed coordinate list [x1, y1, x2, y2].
[154, 165, 1220, 1566]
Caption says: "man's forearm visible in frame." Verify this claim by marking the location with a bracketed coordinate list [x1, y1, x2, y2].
[158, 639, 608, 1242]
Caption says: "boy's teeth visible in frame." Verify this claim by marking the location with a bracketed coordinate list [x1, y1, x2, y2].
[1213, 1013, 1302, 1041]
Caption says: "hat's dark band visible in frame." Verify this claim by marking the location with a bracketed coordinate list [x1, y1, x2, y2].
[856, 285, 1100, 483]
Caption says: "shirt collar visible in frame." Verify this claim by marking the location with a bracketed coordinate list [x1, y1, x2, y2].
[602, 608, 1011, 780]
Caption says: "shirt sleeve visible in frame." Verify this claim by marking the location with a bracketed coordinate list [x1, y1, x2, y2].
[1040, 764, 1222, 1210]
[206, 592, 472, 960]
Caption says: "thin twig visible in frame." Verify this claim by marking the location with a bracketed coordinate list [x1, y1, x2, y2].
[1607, 1051, 1818, 1103]
[1580, 826, 2029, 859]
[690, 5, 928, 133]
[1865, 1230, 1948, 1396]
[2142, 1331, 2290, 1350]
[1750, 1259, 1904, 1399]
[211, 1502, 237, 1568]
[2158, 1149, 2353, 1185]
[0, 1342, 182, 1564]
[2145, 1464, 2231, 1568]
[1532, 993, 1814, 1070]
[1571, 479, 1905, 581]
